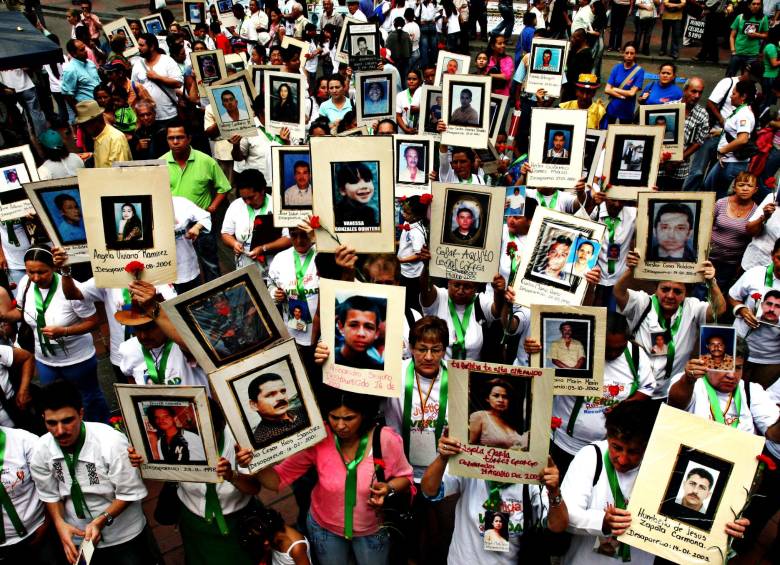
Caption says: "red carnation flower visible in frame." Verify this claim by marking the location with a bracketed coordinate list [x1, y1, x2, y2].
[550, 417, 562, 430]
[420, 193, 433, 205]
[9, 300, 16, 309]
[606, 183, 613, 189]
[506, 242, 518, 255]
[401, 223, 411, 231]
[310, 216, 321, 229]
[124, 261, 145, 280]
[399, 196, 407, 202]
[766, 177, 777, 189]
[662, 151, 672, 161]
[256, 255, 266, 264]
[751, 292, 763, 301]
[757, 454, 778, 471]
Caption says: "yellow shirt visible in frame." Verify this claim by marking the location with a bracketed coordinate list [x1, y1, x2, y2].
[559, 99, 606, 129]
[549, 338, 586, 368]
[93, 124, 132, 168]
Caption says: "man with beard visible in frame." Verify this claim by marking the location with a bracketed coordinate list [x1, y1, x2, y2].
[130, 33, 183, 126]
[248, 373, 308, 448]
[676, 468, 713, 513]
[147, 405, 206, 463]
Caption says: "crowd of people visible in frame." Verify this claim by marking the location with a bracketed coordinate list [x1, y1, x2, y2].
[0, 0, 779, 564]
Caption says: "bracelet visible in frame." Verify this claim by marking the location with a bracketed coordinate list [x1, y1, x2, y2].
[732, 304, 747, 317]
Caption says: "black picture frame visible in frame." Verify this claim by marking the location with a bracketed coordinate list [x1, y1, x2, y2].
[540, 313, 595, 379]
[610, 134, 657, 187]
[447, 81, 485, 129]
[467, 369, 531, 451]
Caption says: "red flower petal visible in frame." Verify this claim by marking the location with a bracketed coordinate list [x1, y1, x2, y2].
[506, 242, 518, 255]
[757, 454, 778, 471]
[766, 177, 777, 189]
[550, 417, 562, 430]
[751, 293, 763, 300]
[401, 223, 411, 231]
[606, 183, 613, 189]
[420, 193, 433, 205]
[124, 261, 145, 278]
[253, 217, 263, 226]
[310, 216, 321, 229]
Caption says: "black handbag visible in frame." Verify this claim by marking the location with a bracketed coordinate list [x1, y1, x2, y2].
[153, 481, 182, 526]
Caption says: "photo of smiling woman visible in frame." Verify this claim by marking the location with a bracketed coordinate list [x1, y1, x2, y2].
[331, 161, 381, 231]
[468, 376, 528, 450]
[116, 202, 143, 243]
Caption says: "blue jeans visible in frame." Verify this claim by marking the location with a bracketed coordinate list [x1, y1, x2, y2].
[306, 512, 390, 565]
[419, 24, 437, 68]
[683, 136, 719, 191]
[704, 159, 749, 198]
[490, 4, 514, 38]
[18, 87, 47, 137]
[660, 18, 682, 57]
[726, 54, 756, 78]
[760, 146, 780, 200]
[36, 356, 110, 423]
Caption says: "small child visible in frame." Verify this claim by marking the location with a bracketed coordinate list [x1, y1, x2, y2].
[241, 507, 311, 565]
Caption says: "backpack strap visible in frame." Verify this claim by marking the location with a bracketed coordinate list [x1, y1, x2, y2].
[592, 444, 603, 486]
[631, 299, 653, 338]
[744, 381, 751, 411]
[522, 483, 531, 531]
[372, 425, 386, 483]
[631, 341, 640, 374]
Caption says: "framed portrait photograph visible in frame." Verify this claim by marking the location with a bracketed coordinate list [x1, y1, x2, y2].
[524, 38, 569, 98]
[447, 360, 554, 483]
[115, 384, 221, 482]
[320, 279, 405, 397]
[355, 71, 396, 124]
[104, 17, 140, 57]
[505, 185, 526, 217]
[474, 143, 502, 175]
[639, 103, 685, 161]
[310, 135, 394, 252]
[205, 81, 257, 140]
[488, 94, 509, 147]
[434, 50, 471, 87]
[619, 404, 765, 563]
[441, 74, 491, 149]
[183, 0, 206, 24]
[162, 264, 289, 374]
[335, 125, 369, 136]
[280, 36, 306, 63]
[251, 64, 282, 101]
[527, 108, 588, 189]
[264, 70, 305, 138]
[602, 125, 663, 200]
[583, 129, 606, 187]
[191, 50, 228, 97]
[635, 191, 715, 282]
[78, 166, 176, 287]
[394, 135, 433, 197]
[0, 145, 37, 221]
[699, 325, 737, 372]
[140, 13, 166, 36]
[345, 23, 381, 71]
[24, 178, 89, 263]
[334, 16, 365, 64]
[271, 145, 312, 227]
[213, 69, 258, 102]
[225, 52, 248, 75]
[208, 339, 326, 472]
[216, 0, 238, 27]
[530, 305, 605, 395]
[428, 182, 505, 282]
[511, 207, 606, 307]
[418, 85, 443, 140]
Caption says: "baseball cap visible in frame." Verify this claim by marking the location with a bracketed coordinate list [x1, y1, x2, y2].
[39, 129, 65, 150]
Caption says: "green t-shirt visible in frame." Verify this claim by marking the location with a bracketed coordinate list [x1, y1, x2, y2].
[765, 44, 780, 79]
[165, 148, 231, 210]
[732, 14, 769, 56]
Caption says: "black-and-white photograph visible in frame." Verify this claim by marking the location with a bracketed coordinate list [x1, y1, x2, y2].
[609, 133, 658, 187]
[540, 315, 594, 379]
[447, 82, 484, 128]
[442, 189, 491, 248]
[542, 124, 574, 165]
[618, 140, 645, 177]
[100, 196, 153, 250]
[467, 371, 530, 451]
[646, 199, 700, 263]
[350, 34, 376, 57]
[582, 130, 605, 182]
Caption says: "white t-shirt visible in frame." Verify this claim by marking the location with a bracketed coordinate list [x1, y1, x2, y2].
[561, 440, 654, 565]
[404, 21, 421, 51]
[235, 126, 278, 175]
[395, 87, 422, 128]
[0, 426, 45, 546]
[743, 193, 780, 270]
[439, 152, 484, 184]
[0, 220, 31, 272]
[764, 379, 780, 459]
[590, 204, 637, 287]
[397, 220, 426, 278]
[37, 154, 85, 181]
[118, 337, 209, 390]
[18, 274, 96, 366]
[173, 195, 212, 285]
[421, 287, 495, 360]
[30, 423, 148, 548]
[204, 104, 233, 161]
[553, 348, 656, 455]
[384, 359, 448, 480]
[268, 246, 319, 346]
[0, 346, 17, 427]
[728, 264, 780, 340]
[718, 104, 755, 163]
[618, 289, 708, 398]
[708, 76, 740, 125]
[0, 70, 34, 92]
[131, 55, 184, 120]
[525, 188, 577, 214]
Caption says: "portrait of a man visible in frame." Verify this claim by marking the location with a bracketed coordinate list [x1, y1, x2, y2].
[335, 295, 385, 370]
[218, 88, 249, 123]
[699, 327, 735, 371]
[649, 113, 676, 143]
[449, 87, 480, 127]
[674, 468, 714, 514]
[247, 372, 309, 448]
[442, 192, 490, 248]
[547, 322, 586, 370]
[543, 129, 571, 164]
[144, 404, 206, 464]
[354, 36, 374, 56]
[398, 144, 427, 184]
[533, 233, 573, 284]
[647, 201, 697, 262]
[533, 47, 559, 72]
[283, 159, 312, 207]
[425, 93, 443, 133]
[650, 332, 669, 355]
[197, 54, 220, 82]
[620, 140, 644, 172]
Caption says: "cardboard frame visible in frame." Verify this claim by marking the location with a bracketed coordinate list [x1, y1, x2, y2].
[530, 305, 606, 396]
[343, 22, 381, 71]
[603, 125, 663, 200]
[418, 85, 443, 140]
[639, 103, 686, 161]
[583, 129, 607, 187]
[510, 207, 606, 307]
[618, 404, 765, 563]
[264, 70, 306, 139]
[319, 279, 405, 397]
[428, 182, 504, 282]
[103, 17, 140, 57]
[183, 0, 207, 25]
[251, 64, 283, 101]
[208, 339, 326, 472]
[447, 361, 554, 483]
[526, 107, 588, 189]
[355, 70, 396, 125]
[161, 264, 290, 374]
[24, 177, 88, 263]
[524, 38, 569, 98]
[191, 50, 228, 97]
[393, 135, 433, 197]
[488, 93, 509, 147]
[115, 384, 221, 482]
[271, 145, 312, 227]
[335, 16, 364, 64]
[441, 74, 491, 149]
[335, 125, 369, 136]
[205, 79, 257, 140]
[310, 135, 395, 252]
[0, 145, 37, 221]
[213, 69, 258, 101]
[635, 191, 715, 283]
[215, 0, 238, 27]
[434, 50, 471, 87]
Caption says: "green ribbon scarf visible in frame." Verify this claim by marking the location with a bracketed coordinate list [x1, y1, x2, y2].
[401, 361, 448, 459]
[624, 347, 640, 398]
[141, 340, 174, 384]
[651, 295, 682, 380]
[448, 298, 475, 360]
[0, 429, 28, 542]
[34, 274, 60, 357]
[3, 221, 19, 247]
[335, 432, 370, 540]
[483, 480, 513, 512]
[121, 288, 133, 340]
[204, 431, 229, 535]
[294, 248, 315, 300]
[766, 263, 775, 288]
[703, 377, 742, 428]
[537, 190, 559, 209]
[603, 450, 631, 562]
[603, 216, 621, 275]
[59, 423, 91, 520]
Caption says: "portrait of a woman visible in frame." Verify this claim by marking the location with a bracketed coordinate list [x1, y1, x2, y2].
[271, 82, 299, 123]
[117, 202, 143, 242]
[468, 377, 527, 450]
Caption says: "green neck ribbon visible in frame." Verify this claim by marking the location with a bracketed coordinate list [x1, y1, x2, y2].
[766, 262, 775, 288]
[0, 429, 27, 542]
[483, 480, 512, 512]
[204, 431, 229, 535]
[34, 274, 60, 357]
[59, 423, 91, 520]
[401, 361, 448, 458]
[335, 432, 370, 540]
[293, 248, 315, 300]
[603, 216, 621, 275]
[703, 377, 742, 428]
[603, 450, 631, 562]
[141, 340, 174, 384]
[537, 190, 559, 209]
[651, 295, 682, 380]
[448, 298, 475, 360]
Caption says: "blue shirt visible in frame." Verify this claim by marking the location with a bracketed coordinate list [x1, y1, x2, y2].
[516, 26, 536, 67]
[606, 63, 644, 121]
[641, 81, 683, 105]
[58, 220, 86, 243]
[60, 58, 101, 102]
[318, 98, 354, 124]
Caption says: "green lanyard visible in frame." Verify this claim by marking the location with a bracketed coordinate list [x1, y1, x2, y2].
[335, 432, 370, 540]
[0, 429, 28, 542]
[244, 197, 269, 244]
[703, 377, 742, 428]
[401, 361, 448, 459]
[293, 248, 315, 300]
[3, 221, 19, 247]
[34, 274, 60, 357]
[483, 480, 512, 512]
[448, 298, 474, 360]
[121, 288, 133, 340]
[406, 89, 417, 127]
[651, 295, 682, 380]
[537, 190, 559, 209]
[603, 450, 631, 562]
[141, 340, 174, 384]
[204, 431, 229, 535]
[623, 346, 640, 398]
[603, 215, 621, 275]
[58, 423, 92, 520]
[765, 263, 775, 287]
[257, 125, 284, 145]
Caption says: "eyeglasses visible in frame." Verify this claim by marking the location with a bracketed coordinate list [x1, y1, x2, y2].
[658, 286, 684, 295]
[413, 347, 445, 356]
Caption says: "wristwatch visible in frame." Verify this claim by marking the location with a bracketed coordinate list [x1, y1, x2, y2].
[550, 493, 563, 507]
[100, 511, 114, 526]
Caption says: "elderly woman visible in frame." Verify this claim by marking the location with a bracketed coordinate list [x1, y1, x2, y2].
[468, 378, 527, 449]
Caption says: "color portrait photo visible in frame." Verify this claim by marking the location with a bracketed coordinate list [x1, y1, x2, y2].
[467, 370, 531, 451]
[333, 292, 387, 371]
[331, 161, 381, 232]
[134, 399, 207, 465]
